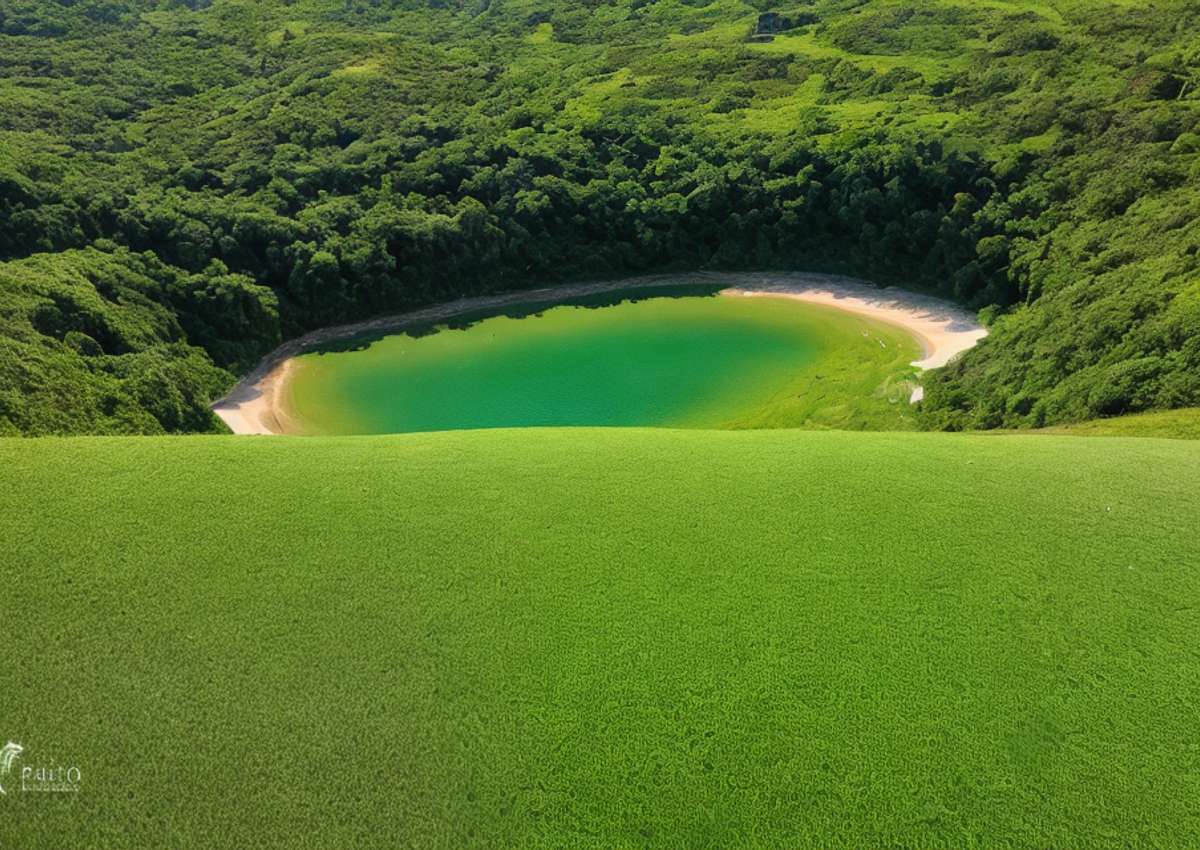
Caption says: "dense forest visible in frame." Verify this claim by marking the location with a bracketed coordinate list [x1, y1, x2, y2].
[0, 0, 1197, 434]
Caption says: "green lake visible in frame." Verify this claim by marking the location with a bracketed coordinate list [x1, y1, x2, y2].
[283, 292, 922, 435]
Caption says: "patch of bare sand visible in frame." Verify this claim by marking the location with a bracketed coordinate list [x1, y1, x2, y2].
[212, 359, 295, 436]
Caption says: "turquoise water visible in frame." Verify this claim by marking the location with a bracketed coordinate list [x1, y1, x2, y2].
[283, 293, 918, 435]
[285, 295, 838, 434]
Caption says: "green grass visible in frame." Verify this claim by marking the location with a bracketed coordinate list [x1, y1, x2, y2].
[1030, 407, 1200, 440]
[3, 428, 1199, 847]
[747, 29, 967, 78]
[527, 22, 554, 44]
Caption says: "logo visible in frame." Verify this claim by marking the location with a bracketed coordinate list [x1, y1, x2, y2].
[0, 742, 22, 795]
[0, 740, 81, 795]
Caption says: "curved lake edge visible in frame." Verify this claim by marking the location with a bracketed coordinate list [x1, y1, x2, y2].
[212, 272, 987, 435]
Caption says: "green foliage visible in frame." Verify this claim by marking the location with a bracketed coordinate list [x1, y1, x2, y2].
[922, 189, 1200, 429]
[829, 5, 977, 56]
[0, 0, 1198, 433]
[0, 248, 239, 434]
[3, 428, 1199, 844]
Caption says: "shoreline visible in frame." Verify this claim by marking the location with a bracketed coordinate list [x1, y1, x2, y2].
[718, 281, 987, 371]
[212, 359, 295, 436]
[211, 272, 987, 435]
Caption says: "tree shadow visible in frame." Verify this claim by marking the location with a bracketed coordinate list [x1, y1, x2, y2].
[304, 283, 727, 356]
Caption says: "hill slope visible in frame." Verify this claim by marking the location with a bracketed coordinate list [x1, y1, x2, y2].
[1, 0, 1198, 433]
[2, 428, 1198, 847]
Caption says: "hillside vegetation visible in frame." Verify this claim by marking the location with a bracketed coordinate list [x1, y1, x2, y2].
[1, 0, 1198, 434]
[1028, 406, 1200, 439]
[2, 428, 1199, 846]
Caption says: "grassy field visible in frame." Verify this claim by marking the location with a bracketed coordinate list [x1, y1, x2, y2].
[3, 428, 1199, 847]
[1029, 408, 1200, 440]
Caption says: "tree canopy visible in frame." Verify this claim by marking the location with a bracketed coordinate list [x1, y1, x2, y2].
[0, 0, 1197, 433]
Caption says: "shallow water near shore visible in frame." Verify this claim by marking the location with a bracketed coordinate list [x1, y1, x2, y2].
[283, 293, 922, 435]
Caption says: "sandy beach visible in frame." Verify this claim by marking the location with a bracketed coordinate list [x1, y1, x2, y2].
[717, 275, 988, 371]
[210, 360, 293, 436]
[212, 271, 986, 434]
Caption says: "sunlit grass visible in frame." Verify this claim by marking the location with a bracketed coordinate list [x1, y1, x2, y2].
[3, 428, 1198, 846]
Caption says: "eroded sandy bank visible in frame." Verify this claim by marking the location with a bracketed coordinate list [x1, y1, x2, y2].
[212, 272, 986, 435]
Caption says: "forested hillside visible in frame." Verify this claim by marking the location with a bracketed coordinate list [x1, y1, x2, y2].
[1, 0, 1197, 434]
